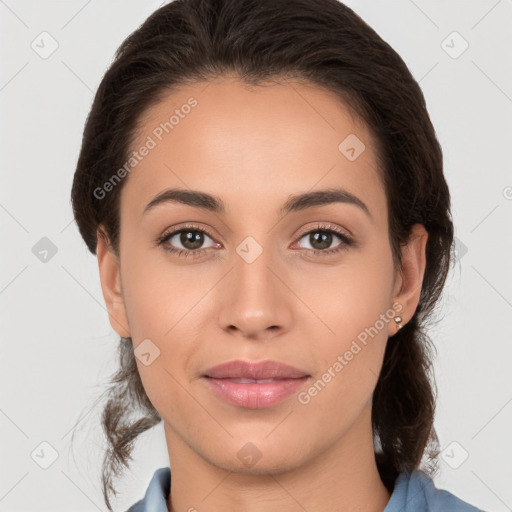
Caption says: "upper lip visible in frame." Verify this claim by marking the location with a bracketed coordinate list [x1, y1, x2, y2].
[203, 359, 310, 380]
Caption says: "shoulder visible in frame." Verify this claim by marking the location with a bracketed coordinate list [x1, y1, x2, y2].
[385, 469, 487, 512]
[125, 467, 170, 512]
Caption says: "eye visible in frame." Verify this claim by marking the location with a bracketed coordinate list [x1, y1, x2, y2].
[156, 222, 355, 259]
[295, 223, 354, 256]
[156, 224, 219, 258]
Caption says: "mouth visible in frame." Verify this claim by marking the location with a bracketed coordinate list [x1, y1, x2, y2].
[200, 359, 311, 409]
[202, 375, 311, 409]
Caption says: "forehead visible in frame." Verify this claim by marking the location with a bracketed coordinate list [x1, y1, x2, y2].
[121, 76, 386, 223]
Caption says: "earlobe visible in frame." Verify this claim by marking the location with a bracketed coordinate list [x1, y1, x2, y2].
[96, 227, 131, 338]
[391, 223, 428, 335]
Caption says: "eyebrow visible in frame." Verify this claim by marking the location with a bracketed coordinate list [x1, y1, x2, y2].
[143, 187, 371, 219]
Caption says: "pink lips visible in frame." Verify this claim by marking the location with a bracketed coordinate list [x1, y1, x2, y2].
[202, 359, 311, 409]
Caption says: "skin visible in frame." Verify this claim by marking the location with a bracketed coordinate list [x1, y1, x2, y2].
[97, 75, 428, 512]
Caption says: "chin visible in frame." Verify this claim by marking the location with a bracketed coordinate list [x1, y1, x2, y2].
[203, 435, 311, 476]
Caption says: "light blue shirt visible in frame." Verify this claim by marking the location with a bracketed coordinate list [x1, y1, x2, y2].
[126, 467, 486, 512]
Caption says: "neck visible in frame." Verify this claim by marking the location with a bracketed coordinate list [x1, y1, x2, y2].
[165, 404, 391, 512]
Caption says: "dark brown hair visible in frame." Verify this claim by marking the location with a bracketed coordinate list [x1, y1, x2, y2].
[70, 0, 454, 509]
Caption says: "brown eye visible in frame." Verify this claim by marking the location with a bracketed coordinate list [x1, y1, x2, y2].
[295, 224, 354, 256]
[157, 225, 219, 257]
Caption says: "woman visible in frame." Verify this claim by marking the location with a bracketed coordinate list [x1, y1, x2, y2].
[70, 0, 486, 510]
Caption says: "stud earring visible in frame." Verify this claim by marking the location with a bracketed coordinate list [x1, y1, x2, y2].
[394, 316, 404, 331]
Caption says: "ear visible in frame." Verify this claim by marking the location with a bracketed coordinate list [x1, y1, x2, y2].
[96, 227, 131, 338]
[391, 223, 428, 335]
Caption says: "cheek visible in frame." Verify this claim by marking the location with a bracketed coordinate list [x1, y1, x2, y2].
[120, 245, 204, 339]
[300, 246, 395, 403]
[305, 244, 395, 343]
[118, 249, 207, 401]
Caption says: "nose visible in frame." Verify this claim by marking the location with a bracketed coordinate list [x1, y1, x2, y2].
[217, 241, 293, 341]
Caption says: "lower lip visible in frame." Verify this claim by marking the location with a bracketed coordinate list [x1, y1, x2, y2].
[203, 376, 310, 409]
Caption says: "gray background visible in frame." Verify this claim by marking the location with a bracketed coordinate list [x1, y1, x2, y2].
[1, 0, 511, 510]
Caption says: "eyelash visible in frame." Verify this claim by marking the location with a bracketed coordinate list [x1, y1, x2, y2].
[155, 223, 354, 259]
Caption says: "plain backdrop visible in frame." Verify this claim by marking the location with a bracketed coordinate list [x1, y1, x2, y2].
[1, 1, 511, 511]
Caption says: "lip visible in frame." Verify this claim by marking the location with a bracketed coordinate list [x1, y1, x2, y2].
[203, 359, 309, 380]
[203, 376, 311, 408]
[202, 359, 311, 409]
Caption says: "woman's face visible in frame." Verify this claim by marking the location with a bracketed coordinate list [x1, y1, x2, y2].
[97, 76, 427, 475]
